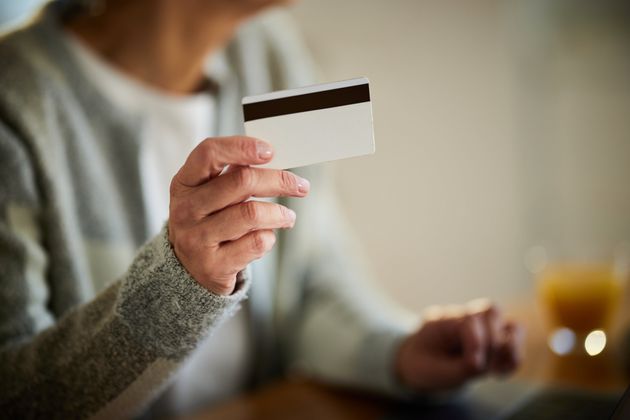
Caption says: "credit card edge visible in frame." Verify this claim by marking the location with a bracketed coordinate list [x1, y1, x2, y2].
[242, 76, 369, 105]
[256, 147, 376, 170]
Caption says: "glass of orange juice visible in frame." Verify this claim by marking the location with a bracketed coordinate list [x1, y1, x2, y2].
[528, 244, 628, 357]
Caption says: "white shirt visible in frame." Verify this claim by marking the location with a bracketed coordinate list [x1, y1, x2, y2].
[64, 33, 253, 414]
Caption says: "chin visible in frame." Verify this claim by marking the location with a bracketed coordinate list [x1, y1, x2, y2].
[236, 0, 297, 18]
[249, 0, 297, 7]
[234, 0, 297, 10]
[201, 0, 297, 20]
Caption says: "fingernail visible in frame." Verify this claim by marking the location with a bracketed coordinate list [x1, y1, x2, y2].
[287, 209, 296, 222]
[256, 141, 273, 160]
[296, 176, 310, 194]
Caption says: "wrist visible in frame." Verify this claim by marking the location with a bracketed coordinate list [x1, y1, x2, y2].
[393, 334, 414, 389]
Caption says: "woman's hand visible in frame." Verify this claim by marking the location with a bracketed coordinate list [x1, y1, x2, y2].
[168, 136, 310, 295]
[395, 299, 524, 392]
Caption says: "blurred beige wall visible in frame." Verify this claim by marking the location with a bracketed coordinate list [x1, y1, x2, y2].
[290, 0, 630, 312]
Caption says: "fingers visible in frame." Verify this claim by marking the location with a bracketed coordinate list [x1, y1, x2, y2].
[167, 136, 310, 296]
[459, 314, 488, 374]
[396, 308, 524, 393]
[217, 229, 277, 273]
[491, 321, 525, 375]
[466, 299, 524, 376]
[460, 300, 524, 377]
[180, 229, 277, 296]
[186, 167, 310, 217]
[173, 136, 273, 189]
[467, 299, 503, 366]
[201, 201, 296, 243]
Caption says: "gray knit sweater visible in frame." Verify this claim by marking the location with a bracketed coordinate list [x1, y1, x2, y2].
[0, 5, 410, 419]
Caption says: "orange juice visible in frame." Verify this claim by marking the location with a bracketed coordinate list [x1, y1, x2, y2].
[538, 263, 623, 334]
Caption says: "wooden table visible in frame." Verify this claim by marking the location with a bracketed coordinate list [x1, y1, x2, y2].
[184, 300, 630, 420]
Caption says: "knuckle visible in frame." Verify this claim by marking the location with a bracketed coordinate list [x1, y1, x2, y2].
[169, 175, 180, 196]
[234, 167, 256, 191]
[251, 230, 275, 254]
[462, 317, 482, 346]
[485, 304, 501, 319]
[277, 204, 290, 219]
[267, 231, 277, 247]
[199, 137, 216, 155]
[280, 170, 297, 191]
[238, 137, 257, 159]
[199, 138, 224, 174]
[169, 205, 185, 225]
[251, 231, 266, 253]
[467, 298, 495, 316]
[169, 197, 194, 225]
[198, 138, 216, 163]
[175, 232, 197, 256]
[240, 201, 260, 225]
[196, 224, 214, 247]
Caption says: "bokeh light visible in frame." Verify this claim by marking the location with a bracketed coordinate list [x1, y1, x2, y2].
[548, 328, 576, 356]
[584, 330, 607, 356]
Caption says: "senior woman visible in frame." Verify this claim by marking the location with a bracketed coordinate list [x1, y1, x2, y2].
[0, 0, 522, 418]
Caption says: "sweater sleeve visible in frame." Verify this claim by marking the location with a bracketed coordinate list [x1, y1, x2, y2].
[0, 123, 250, 419]
[285, 169, 417, 397]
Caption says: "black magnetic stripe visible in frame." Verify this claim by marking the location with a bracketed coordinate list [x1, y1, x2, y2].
[243, 83, 370, 122]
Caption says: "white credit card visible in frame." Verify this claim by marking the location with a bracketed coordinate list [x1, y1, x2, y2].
[242, 77, 375, 170]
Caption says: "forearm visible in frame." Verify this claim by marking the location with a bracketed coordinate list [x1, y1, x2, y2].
[292, 299, 410, 396]
[0, 229, 250, 419]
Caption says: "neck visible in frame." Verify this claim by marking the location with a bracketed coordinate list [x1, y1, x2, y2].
[64, 2, 244, 94]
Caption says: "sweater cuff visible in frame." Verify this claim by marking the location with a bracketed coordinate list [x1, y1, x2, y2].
[361, 327, 468, 402]
[116, 226, 251, 360]
[358, 326, 412, 397]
